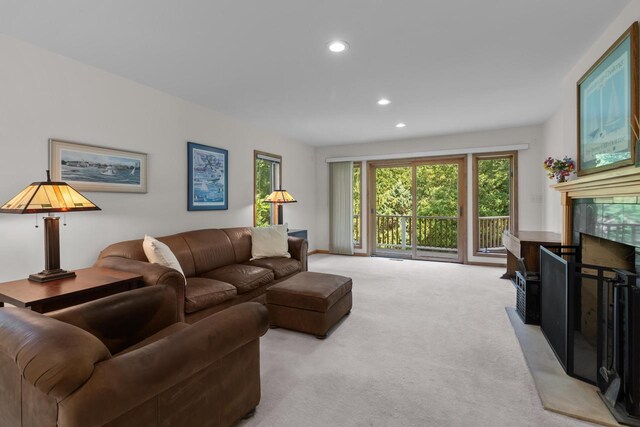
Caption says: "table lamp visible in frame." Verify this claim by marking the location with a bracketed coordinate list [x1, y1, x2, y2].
[264, 189, 297, 225]
[0, 170, 100, 282]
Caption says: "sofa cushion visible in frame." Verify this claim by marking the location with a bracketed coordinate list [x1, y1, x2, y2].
[181, 229, 235, 275]
[245, 258, 301, 279]
[250, 225, 290, 260]
[184, 278, 237, 313]
[143, 235, 185, 278]
[223, 227, 253, 263]
[202, 265, 274, 294]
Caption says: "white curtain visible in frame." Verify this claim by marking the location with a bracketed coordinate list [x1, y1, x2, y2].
[330, 162, 354, 255]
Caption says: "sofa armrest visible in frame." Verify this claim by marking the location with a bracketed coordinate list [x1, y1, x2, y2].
[57, 302, 269, 427]
[48, 286, 179, 355]
[94, 256, 186, 321]
[0, 308, 111, 401]
[288, 237, 308, 271]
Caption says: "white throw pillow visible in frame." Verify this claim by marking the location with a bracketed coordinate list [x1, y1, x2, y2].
[142, 235, 186, 278]
[251, 224, 291, 260]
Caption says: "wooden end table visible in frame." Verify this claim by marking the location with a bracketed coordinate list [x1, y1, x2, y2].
[0, 267, 142, 313]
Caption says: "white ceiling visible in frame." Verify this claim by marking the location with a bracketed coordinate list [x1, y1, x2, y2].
[0, 0, 631, 146]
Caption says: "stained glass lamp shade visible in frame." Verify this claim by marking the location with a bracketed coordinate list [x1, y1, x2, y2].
[0, 171, 100, 282]
[264, 189, 296, 225]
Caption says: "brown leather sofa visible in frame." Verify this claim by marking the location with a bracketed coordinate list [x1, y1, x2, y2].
[95, 227, 308, 323]
[0, 285, 269, 427]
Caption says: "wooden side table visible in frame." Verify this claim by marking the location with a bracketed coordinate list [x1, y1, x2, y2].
[0, 267, 142, 313]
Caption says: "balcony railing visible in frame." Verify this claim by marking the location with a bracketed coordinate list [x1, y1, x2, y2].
[353, 214, 361, 247]
[372, 214, 509, 253]
[353, 214, 509, 253]
[478, 215, 509, 253]
[376, 214, 457, 252]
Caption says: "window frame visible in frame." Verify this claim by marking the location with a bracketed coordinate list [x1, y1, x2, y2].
[253, 150, 282, 227]
[471, 151, 518, 258]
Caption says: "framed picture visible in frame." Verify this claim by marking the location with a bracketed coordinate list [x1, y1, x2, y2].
[188, 142, 228, 210]
[49, 139, 147, 193]
[577, 22, 638, 176]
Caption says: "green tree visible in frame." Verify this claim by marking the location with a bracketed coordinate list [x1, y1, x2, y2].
[255, 159, 273, 227]
[416, 164, 458, 217]
[375, 167, 412, 215]
[477, 158, 510, 217]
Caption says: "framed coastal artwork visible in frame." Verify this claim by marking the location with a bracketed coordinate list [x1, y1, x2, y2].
[577, 22, 638, 176]
[49, 139, 147, 193]
[187, 142, 228, 211]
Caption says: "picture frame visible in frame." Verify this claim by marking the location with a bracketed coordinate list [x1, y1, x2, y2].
[577, 22, 639, 176]
[188, 142, 228, 211]
[49, 139, 148, 193]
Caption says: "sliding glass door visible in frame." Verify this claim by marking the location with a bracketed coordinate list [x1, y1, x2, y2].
[414, 159, 465, 262]
[370, 157, 466, 263]
[373, 165, 413, 257]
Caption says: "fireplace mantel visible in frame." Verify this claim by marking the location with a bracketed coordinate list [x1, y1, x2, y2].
[552, 165, 640, 244]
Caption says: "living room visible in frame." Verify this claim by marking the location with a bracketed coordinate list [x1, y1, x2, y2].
[1, 1, 640, 426]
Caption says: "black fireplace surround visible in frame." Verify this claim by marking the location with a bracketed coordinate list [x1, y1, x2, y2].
[539, 197, 640, 425]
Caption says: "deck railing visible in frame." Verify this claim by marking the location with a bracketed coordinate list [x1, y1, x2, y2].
[376, 214, 457, 251]
[478, 216, 510, 252]
[372, 214, 509, 252]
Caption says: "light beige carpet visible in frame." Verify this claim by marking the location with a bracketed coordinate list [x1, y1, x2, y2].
[240, 255, 590, 427]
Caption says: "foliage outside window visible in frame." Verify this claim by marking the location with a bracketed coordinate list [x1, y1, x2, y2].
[374, 164, 460, 253]
[353, 162, 362, 248]
[415, 164, 459, 251]
[474, 154, 516, 256]
[374, 166, 413, 252]
[254, 152, 281, 227]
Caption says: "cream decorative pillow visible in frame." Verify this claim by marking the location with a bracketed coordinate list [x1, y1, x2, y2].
[143, 235, 185, 278]
[251, 224, 291, 260]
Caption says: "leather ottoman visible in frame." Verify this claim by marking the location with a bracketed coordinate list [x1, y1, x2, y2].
[266, 271, 352, 339]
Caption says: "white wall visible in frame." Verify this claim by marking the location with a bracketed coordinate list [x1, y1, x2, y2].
[0, 35, 316, 282]
[541, 109, 563, 232]
[315, 125, 544, 263]
[541, 0, 640, 232]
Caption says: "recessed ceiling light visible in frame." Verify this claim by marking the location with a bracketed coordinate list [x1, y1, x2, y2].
[328, 41, 349, 53]
[377, 98, 391, 106]
[396, 123, 406, 128]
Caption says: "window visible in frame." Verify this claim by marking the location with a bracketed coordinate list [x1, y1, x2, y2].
[353, 162, 363, 248]
[472, 152, 517, 257]
[254, 151, 282, 227]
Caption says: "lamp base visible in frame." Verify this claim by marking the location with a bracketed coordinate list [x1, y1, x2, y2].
[28, 269, 76, 283]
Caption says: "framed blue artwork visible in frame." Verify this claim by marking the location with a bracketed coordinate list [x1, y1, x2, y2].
[50, 139, 147, 193]
[577, 22, 638, 176]
[188, 142, 228, 210]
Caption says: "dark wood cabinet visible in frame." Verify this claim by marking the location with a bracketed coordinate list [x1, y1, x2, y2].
[502, 230, 561, 279]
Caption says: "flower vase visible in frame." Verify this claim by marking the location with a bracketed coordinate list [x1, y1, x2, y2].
[556, 175, 566, 183]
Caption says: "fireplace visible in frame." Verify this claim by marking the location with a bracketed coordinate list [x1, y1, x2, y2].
[542, 187, 640, 425]
[540, 235, 635, 382]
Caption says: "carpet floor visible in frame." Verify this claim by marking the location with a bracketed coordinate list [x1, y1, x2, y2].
[239, 254, 590, 427]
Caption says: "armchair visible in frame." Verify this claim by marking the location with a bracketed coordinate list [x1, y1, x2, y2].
[0, 286, 269, 426]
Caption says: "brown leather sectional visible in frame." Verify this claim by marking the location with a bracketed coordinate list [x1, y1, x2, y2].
[95, 227, 308, 323]
[0, 285, 269, 426]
